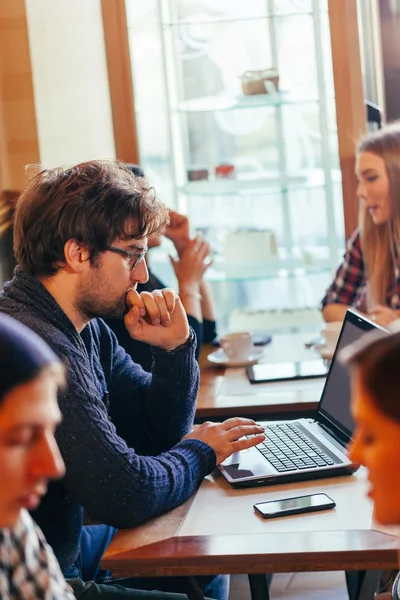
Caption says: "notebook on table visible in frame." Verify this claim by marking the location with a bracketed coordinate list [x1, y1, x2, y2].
[218, 309, 387, 488]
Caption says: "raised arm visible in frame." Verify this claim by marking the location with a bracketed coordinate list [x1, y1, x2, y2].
[322, 303, 351, 323]
[170, 236, 212, 323]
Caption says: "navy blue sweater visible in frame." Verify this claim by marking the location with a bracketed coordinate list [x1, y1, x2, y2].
[0, 270, 216, 572]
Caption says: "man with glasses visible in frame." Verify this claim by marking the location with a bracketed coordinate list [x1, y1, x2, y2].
[0, 161, 265, 600]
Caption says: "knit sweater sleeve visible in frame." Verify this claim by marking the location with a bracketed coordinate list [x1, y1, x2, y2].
[54, 325, 216, 529]
[55, 376, 216, 528]
[103, 321, 200, 454]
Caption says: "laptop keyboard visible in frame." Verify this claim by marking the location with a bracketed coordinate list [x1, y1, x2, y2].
[254, 423, 336, 473]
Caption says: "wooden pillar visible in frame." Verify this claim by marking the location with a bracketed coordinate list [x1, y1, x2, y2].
[328, 0, 366, 239]
[101, 0, 140, 164]
[379, 0, 400, 121]
[0, 0, 39, 190]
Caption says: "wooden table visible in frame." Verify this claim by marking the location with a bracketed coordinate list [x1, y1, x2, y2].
[103, 333, 399, 600]
[102, 468, 400, 599]
[196, 333, 325, 420]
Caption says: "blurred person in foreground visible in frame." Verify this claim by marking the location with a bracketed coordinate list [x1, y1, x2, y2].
[0, 312, 74, 599]
[342, 327, 400, 599]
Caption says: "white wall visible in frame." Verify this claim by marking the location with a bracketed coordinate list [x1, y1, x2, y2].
[25, 0, 115, 168]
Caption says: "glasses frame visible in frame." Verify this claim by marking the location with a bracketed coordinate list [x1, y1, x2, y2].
[107, 245, 148, 270]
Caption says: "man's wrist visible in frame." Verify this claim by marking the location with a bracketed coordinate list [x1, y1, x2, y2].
[164, 329, 195, 352]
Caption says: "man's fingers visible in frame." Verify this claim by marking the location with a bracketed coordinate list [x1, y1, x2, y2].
[162, 288, 176, 313]
[126, 289, 145, 316]
[124, 305, 140, 328]
[140, 291, 165, 325]
[139, 289, 176, 326]
[140, 291, 162, 325]
[221, 417, 258, 430]
[226, 424, 265, 442]
[230, 434, 266, 454]
[153, 291, 171, 326]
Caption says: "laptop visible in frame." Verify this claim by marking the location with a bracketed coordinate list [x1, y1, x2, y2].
[218, 309, 387, 488]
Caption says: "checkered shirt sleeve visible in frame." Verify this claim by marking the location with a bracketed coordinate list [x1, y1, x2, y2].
[320, 229, 366, 310]
[0, 510, 75, 599]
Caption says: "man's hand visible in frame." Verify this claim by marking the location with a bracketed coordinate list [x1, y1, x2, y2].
[369, 305, 400, 327]
[183, 417, 266, 465]
[124, 288, 190, 350]
[165, 210, 190, 256]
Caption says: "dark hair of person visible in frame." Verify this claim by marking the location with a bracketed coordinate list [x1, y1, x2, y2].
[126, 164, 145, 178]
[0, 363, 65, 407]
[13, 160, 169, 276]
[341, 329, 400, 423]
[0, 313, 65, 403]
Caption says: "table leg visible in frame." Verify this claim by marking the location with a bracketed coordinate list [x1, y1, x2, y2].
[184, 577, 206, 600]
[248, 574, 271, 600]
[356, 570, 381, 600]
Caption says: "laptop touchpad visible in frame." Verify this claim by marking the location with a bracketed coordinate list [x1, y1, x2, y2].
[221, 451, 274, 478]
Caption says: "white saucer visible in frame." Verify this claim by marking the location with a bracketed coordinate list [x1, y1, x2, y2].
[313, 343, 334, 360]
[207, 348, 265, 368]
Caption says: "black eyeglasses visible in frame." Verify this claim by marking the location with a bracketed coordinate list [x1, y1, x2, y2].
[107, 245, 148, 270]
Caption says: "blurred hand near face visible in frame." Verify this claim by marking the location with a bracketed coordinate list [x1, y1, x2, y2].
[169, 235, 212, 289]
[164, 210, 190, 256]
[124, 288, 190, 350]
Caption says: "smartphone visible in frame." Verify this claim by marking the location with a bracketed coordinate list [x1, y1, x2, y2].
[247, 359, 327, 384]
[254, 493, 336, 519]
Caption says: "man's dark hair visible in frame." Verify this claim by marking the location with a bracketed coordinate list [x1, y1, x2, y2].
[14, 160, 169, 276]
[341, 328, 400, 423]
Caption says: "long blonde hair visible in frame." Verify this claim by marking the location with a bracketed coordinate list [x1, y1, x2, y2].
[358, 122, 400, 309]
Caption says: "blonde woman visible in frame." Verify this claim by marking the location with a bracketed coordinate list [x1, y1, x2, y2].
[321, 122, 400, 328]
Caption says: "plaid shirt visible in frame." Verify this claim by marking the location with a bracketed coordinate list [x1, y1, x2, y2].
[321, 229, 400, 310]
[0, 510, 74, 599]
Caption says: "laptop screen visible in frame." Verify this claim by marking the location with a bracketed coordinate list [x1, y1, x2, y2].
[318, 310, 387, 440]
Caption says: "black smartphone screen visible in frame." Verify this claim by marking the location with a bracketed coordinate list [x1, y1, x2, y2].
[247, 360, 327, 384]
[254, 493, 336, 519]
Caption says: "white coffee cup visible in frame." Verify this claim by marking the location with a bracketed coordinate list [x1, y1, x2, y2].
[320, 321, 343, 353]
[220, 332, 253, 362]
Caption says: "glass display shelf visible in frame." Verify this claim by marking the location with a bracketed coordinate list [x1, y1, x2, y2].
[180, 168, 341, 196]
[162, 12, 320, 28]
[176, 91, 319, 113]
[126, 0, 341, 326]
[206, 258, 331, 282]
[228, 307, 324, 333]
[150, 249, 334, 284]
